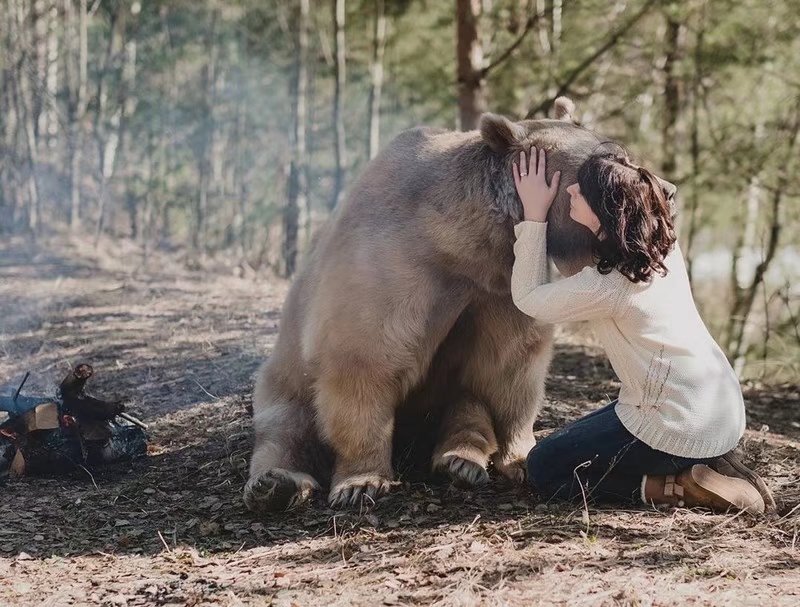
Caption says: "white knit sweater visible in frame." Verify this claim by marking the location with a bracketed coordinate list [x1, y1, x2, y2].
[512, 221, 745, 458]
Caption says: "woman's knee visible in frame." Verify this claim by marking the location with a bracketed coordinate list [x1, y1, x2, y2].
[526, 436, 563, 492]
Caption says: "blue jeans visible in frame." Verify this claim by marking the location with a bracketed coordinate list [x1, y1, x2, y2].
[527, 401, 712, 505]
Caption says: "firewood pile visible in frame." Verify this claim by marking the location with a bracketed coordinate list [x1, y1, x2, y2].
[0, 364, 147, 483]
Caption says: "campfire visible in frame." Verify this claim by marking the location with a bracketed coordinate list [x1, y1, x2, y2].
[0, 364, 147, 482]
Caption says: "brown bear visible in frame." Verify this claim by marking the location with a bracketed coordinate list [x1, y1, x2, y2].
[244, 99, 676, 511]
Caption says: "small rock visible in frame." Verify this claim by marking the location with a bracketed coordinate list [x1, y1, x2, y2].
[365, 514, 380, 527]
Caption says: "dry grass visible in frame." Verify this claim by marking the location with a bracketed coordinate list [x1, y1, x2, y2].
[1, 235, 798, 607]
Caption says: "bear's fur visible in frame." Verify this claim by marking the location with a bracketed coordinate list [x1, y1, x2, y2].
[245, 102, 675, 511]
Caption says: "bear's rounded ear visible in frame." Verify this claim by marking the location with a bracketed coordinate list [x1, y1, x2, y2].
[553, 96, 575, 122]
[479, 113, 527, 154]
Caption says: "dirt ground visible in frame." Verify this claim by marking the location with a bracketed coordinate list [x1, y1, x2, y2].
[1, 235, 798, 607]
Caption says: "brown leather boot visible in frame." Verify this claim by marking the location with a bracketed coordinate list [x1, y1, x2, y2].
[707, 449, 777, 512]
[643, 464, 765, 514]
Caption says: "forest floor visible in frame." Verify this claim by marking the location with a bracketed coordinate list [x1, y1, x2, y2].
[1, 235, 799, 607]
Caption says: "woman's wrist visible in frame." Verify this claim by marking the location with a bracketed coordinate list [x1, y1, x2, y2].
[523, 211, 549, 223]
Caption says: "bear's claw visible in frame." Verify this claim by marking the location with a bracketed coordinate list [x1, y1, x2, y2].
[437, 454, 490, 488]
[328, 474, 394, 509]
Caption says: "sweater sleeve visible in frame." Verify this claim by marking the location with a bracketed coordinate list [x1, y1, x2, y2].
[511, 221, 627, 323]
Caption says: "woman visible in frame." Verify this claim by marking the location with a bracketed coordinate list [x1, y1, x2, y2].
[511, 147, 774, 513]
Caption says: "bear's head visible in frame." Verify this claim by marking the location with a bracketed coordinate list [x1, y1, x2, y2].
[479, 98, 676, 276]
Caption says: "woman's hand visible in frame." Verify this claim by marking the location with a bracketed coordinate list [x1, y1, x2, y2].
[512, 147, 561, 223]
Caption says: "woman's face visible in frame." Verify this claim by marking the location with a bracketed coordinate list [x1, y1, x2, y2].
[566, 183, 602, 236]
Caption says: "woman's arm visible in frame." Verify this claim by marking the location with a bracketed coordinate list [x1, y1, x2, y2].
[511, 221, 626, 323]
[510, 147, 626, 323]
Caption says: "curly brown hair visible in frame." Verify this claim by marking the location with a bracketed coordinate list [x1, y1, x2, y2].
[577, 152, 677, 283]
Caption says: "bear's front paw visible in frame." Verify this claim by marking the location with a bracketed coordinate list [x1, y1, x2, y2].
[244, 468, 320, 513]
[436, 454, 490, 488]
[328, 474, 395, 509]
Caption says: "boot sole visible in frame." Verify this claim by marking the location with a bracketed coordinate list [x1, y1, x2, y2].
[690, 464, 765, 514]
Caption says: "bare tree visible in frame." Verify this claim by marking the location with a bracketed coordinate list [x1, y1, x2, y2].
[8, 0, 42, 232]
[329, 0, 347, 210]
[192, 5, 220, 252]
[456, 0, 486, 130]
[683, 1, 706, 283]
[661, 13, 682, 178]
[527, 0, 659, 118]
[282, 0, 310, 278]
[92, 6, 127, 243]
[42, 0, 58, 148]
[0, 4, 19, 226]
[64, 0, 89, 231]
[725, 95, 800, 372]
[367, 0, 386, 161]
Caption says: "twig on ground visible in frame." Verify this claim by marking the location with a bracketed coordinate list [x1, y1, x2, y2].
[157, 530, 172, 553]
[192, 378, 220, 400]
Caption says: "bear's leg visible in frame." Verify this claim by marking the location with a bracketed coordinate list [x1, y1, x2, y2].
[489, 323, 553, 484]
[245, 371, 330, 512]
[315, 371, 398, 509]
[438, 299, 553, 487]
[432, 397, 498, 487]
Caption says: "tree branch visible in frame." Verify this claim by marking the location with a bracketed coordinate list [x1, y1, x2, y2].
[481, 14, 539, 78]
[526, 0, 659, 118]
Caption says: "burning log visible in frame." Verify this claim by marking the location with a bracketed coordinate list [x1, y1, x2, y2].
[59, 364, 125, 420]
[0, 363, 148, 482]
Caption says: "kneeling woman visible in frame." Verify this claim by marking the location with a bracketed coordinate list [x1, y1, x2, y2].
[510, 148, 774, 513]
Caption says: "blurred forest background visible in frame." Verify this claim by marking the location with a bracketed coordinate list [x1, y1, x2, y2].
[0, 0, 798, 381]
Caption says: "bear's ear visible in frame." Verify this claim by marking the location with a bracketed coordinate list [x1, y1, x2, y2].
[479, 113, 527, 154]
[553, 96, 575, 122]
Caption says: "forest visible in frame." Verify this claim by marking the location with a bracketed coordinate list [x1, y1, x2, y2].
[1, 0, 798, 371]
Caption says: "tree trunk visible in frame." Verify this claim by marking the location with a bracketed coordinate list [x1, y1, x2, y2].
[0, 5, 20, 227]
[93, 9, 123, 244]
[456, 0, 486, 131]
[282, 0, 310, 278]
[329, 0, 347, 210]
[661, 15, 682, 179]
[42, 0, 58, 149]
[31, 0, 45, 140]
[535, 0, 551, 56]
[367, 0, 386, 160]
[552, 0, 563, 53]
[116, 11, 140, 239]
[10, 0, 41, 232]
[193, 6, 220, 253]
[684, 2, 706, 284]
[230, 64, 250, 259]
[65, 0, 88, 231]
